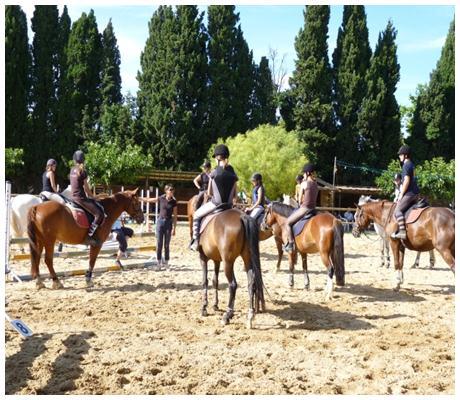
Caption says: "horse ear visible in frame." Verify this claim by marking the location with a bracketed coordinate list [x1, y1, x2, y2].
[354, 203, 361, 209]
[132, 187, 139, 196]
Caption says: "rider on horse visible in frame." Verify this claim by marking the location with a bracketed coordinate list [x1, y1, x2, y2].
[40, 158, 58, 198]
[193, 160, 212, 206]
[391, 145, 420, 240]
[245, 172, 266, 221]
[69, 150, 105, 244]
[283, 163, 319, 254]
[189, 144, 238, 251]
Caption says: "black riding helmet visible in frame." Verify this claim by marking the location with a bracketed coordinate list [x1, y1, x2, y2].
[202, 160, 211, 169]
[251, 172, 262, 182]
[213, 144, 230, 158]
[394, 173, 402, 180]
[398, 145, 411, 156]
[73, 150, 85, 163]
[302, 163, 315, 174]
[296, 174, 303, 183]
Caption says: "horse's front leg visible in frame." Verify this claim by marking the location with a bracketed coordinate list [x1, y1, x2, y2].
[85, 245, 102, 287]
[246, 267, 255, 329]
[212, 260, 220, 311]
[274, 236, 283, 272]
[429, 250, 435, 269]
[390, 239, 404, 291]
[301, 253, 309, 290]
[44, 242, 64, 289]
[222, 263, 237, 325]
[200, 253, 209, 316]
[384, 239, 390, 268]
[288, 252, 295, 288]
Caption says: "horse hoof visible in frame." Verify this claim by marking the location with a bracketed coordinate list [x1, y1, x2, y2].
[246, 319, 253, 329]
[221, 317, 229, 326]
[304, 284, 310, 291]
[86, 279, 94, 288]
[201, 309, 208, 317]
[36, 281, 45, 290]
[393, 285, 400, 292]
[52, 280, 64, 289]
[213, 305, 219, 312]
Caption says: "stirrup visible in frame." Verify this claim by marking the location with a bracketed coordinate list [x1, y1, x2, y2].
[84, 236, 102, 247]
[391, 230, 407, 240]
[189, 239, 199, 251]
[88, 223, 99, 237]
[283, 242, 295, 254]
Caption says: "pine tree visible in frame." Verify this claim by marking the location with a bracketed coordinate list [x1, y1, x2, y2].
[250, 56, 276, 127]
[332, 5, 371, 169]
[137, 5, 208, 169]
[357, 21, 401, 174]
[408, 20, 454, 161]
[101, 19, 122, 107]
[290, 5, 335, 180]
[66, 9, 103, 144]
[30, 5, 60, 177]
[5, 5, 31, 162]
[207, 5, 254, 142]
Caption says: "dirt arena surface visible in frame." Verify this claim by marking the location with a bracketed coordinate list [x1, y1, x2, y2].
[5, 224, 455, 395]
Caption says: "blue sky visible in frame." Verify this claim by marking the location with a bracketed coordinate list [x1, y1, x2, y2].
[22, 4, 455, 106]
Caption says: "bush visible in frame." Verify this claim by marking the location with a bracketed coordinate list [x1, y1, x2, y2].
[375, 157, 454, 205]
[83, 140, 153, 187]
[5, 148, 24, 177]
[208, 124, 308, 200]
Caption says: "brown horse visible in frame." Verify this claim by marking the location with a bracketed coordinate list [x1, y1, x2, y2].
[352, 200, 455, 290]
[193, 207, 265, 329]
[261, 202, 345, 299]
[27, 189, 144, 289]
[187, 195, 285, 270]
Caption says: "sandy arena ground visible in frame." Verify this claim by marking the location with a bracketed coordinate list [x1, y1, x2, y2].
[5, 223, 455, 395]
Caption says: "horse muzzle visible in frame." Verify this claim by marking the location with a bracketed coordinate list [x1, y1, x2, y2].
[352, 225, 361, 238]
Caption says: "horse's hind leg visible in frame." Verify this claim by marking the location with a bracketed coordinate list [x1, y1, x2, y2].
[212, 261, 220, 311]
[411, 251, 422, 269]
[275, 236, 283, 272]
[32, 243, 45, 289]
[200, 254, 209, 316]
[222, 262, 237, 325]
[429, 250, 435, 269]
[246, 267, 255, 329]
[320, 251, 334, 300]
[288, 252, 295, 288]
[44, 242, 63, 289]
[438, 247, 455, 274]
[301, 253, 310, 290]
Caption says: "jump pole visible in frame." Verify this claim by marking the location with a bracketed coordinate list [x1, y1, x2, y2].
[5, 181, 22, 282]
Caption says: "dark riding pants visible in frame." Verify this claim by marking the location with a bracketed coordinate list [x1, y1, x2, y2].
[394, 193, 418, 230]
[285, 206, 314, 243]
[112, 227, 134, 252]
[73, 198, 104, 225]
[156, 217, 173, 261]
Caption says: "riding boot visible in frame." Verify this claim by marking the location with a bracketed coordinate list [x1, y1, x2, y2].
[283, 225, 295, 254]
[189, 237, 199, 251]
[190, 217, 201, 251]
[85, 222, 102, 246]
[391, 216, 407, 240]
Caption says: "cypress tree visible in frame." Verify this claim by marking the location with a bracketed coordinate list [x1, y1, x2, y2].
[5, 5, 31, 162]
[250, 56, 277, 128]
[66, 9, 103, 144]
[101, 19, 122, 107]
[30, 5, 60, 177]
[408, 20, 454, 161]
[332, 5, 371, 171]
[137, 5, 208, 169]
[207, 5, 254, 142]
[357, 21, 401, 174]
[290, 5, 335, 180]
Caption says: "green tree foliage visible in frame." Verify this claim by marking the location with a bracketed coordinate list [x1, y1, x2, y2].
[137, 5, 208, 170]
[208, 125, 308, 199]
[5, 6, 31, 160]
[376, 158, 454, 205]
[407, 20, 454, 161]
[250, 56, 277, 128]
[100, 102, 135, 143]
[66, 9, 103, 143]
[5, 148, 25, 178]
[101, 19, 122, 106]
[332, 6, 371, 170]
[357, 21, 401, 176]
[84, 141, 153, 187]
[207, 5, 255, 143]
[290, 6, 335, 181]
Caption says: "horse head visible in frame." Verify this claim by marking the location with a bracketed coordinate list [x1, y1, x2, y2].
[122, 188, 144, 224]
[352, 204, 373, 238]
[260, 203, 275, 231]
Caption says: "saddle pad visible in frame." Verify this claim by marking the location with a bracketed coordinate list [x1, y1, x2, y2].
[293, 211, 316, 237]
[199, 208, 233, 235]
[406, 207, 429, 224]
[66, 204, 91, 228]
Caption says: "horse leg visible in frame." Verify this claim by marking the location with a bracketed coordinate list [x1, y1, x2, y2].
[222, 263, 237, 325]
[411, 251, 421, 269]
[320, 252, 334, 300]
[438, 247, 455, 274]
[288, 252, 295, 288]
[302, 253, 310, 290]
[385, 239, 390, 268]
[246, 267, 255, 329]
[390, 240, 405, 291]
[275, 236, 283, 272]
[31, 243, 45, 289]
[85, 245, 102, 287]
[200, 254, 209, 316]
[429, 250, 435, 269]
[380, 238, 385, 268]
[44, 242, 63, 289]
[212, 260, 220, 311]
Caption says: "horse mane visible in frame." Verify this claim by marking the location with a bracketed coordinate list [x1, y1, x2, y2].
[95, 193, 111, 200]
[271, 201, 295, 217]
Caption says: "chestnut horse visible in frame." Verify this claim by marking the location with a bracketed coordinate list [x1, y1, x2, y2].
[192, 206, 265, 329]
[187, 195, 285, 270]
[352, 200, 455, 290]
[27, 189, 144, 289]
[261, 202, 345, 299]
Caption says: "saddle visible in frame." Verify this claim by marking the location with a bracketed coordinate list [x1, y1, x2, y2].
[293, 210, 318, 237]
[404, 197, 430, 225]
[64, 198, 105, 229]
[199, 203, 233, 234]
[39, 192, 68, 205]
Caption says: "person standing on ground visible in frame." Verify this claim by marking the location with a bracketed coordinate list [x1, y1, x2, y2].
[141, 184, 177, 267]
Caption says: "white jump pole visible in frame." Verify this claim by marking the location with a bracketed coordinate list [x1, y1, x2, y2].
[146, 189, 150, 232]
[5, 181, 22, 282]
[140, 189, 145, 232]
[155, 187, 159, 226]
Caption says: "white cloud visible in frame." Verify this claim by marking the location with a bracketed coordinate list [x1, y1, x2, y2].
[401, 36, 446, 52]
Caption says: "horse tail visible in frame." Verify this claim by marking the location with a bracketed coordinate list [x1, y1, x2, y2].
[332, 219, 345, 286]
[241, 213, 266, 313]
[10, 209, 22, 237]
[27, 205, 41, 277]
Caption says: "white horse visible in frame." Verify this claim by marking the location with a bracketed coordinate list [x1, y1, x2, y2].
[282, 194, 299, 208]
[357, 195, 435, 269]
[10, 186, 71, 238]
